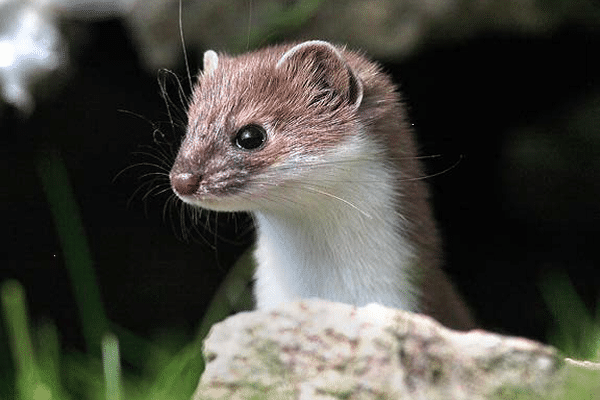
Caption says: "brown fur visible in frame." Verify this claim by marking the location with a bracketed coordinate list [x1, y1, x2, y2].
[344, 49, 475, 330]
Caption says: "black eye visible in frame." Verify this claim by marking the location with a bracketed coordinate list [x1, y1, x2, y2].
[234, 124, 267, 150]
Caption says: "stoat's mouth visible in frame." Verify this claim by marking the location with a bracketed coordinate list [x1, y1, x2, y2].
[170, 169, 256, 211]
[174, 189, 257, 213]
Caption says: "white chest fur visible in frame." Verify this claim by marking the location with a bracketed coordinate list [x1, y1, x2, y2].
[252, 139, 420, 312]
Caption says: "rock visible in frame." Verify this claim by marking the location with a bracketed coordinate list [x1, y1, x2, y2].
[123, 0, 600, 71]
[192, 299, 565, 400]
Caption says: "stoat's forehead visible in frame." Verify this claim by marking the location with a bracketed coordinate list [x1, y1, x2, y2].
[185, 47, 360, 159]
[187, 52, 291, 143]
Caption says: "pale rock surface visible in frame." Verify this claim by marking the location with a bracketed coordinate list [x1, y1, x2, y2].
[193, 299, 565, 400]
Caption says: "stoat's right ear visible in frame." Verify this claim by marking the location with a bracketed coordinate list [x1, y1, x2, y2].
[202, 50, 219, 75]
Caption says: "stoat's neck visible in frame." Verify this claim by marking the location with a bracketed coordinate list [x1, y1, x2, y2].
[252, 144, 420, 311]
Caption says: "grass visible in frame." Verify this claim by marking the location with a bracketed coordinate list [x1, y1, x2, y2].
[539, 270, 600, 361]
[1, 147, 598, 400]
[1, 278, 208, 400]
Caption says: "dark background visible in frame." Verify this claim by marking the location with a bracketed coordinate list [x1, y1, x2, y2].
[2, 19, 599, 351]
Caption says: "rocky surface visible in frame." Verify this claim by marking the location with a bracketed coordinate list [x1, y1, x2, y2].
[192, 300, 566, 400]
[124, 0, 600, 71]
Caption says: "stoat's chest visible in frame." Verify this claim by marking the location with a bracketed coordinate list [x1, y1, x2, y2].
[251, 151, 420, 312]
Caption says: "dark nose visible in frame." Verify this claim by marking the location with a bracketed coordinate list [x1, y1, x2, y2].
[171, 172, 202, 196]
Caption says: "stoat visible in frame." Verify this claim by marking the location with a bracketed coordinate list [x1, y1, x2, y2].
[170, 40, 475, 330]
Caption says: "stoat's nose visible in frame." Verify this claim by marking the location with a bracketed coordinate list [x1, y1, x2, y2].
[170, 172, 202, 196]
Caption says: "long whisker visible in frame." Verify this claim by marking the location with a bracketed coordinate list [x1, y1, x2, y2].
[301, 186, 373, 219]
[178, 0, 193, 91]
[400, 154, 463, 182]
[262, 153, 460, 184]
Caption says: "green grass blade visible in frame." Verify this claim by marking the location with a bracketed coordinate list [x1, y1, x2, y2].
[102, 334, 123, 400]
[36, 146, 109, 356]
[0, 280, 69, 400]
[1, 280, 39, 399]
[240, 0, 323, 50]
[540, 270, 599, 359]
[36, 321, 72, 400]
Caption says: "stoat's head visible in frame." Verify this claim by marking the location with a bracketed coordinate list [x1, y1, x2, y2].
[170, 40, 366, 212]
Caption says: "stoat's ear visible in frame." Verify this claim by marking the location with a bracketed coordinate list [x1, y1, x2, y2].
[276, 40, 363, 108]
[202, 50, 219, 75]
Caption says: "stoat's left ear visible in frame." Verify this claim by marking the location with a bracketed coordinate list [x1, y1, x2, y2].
[202, 50, 219, 75]
[276, 40, 363, 108]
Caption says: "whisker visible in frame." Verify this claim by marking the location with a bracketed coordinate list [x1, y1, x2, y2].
[245, 0, 253, 51]
[301, 186, 373, 219]
[151, 185, 176, 198]
[157, 69, 190, 137]
[178, 0, 193, 91]
[261, 152, 461, 184]
[140, 172, 169, 184]
[128, 181, 154, 209]
[133, 148, 174, 166]
[400, 154, 464, 182]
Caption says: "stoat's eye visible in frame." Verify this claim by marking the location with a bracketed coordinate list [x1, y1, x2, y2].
[234, 124, 267, 150]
